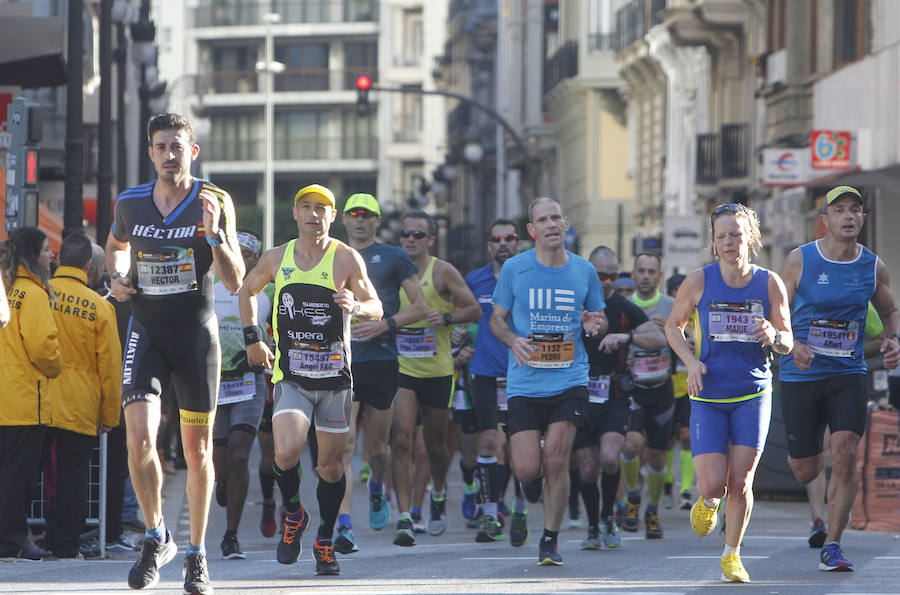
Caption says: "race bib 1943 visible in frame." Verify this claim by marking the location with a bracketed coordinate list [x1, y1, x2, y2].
[808, 319, 858, 358]
[527, 332, 575, 368]
[708, 301, 764, 342]
[396, 327, 437, 358]
[136, 248, 198, 295]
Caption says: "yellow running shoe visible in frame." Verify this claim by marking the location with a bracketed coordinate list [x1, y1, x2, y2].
[720, 552, 750, 582]
[690, 498, 718, 537]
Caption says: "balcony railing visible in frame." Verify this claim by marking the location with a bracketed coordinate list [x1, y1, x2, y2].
[589, 32, 615, 51]
[614, 0, 667, 51]
[191, 0, 378, 27]
[205, 136, 378, 161]
[449, 0, 496, 26]
[201, 68, 376, 95]
[695, 122, 750, 185]
[544, 41, 578, 94]
[202, 70, 259, 94]
[720, 122, 749, 179]
[696, 133, 719, 185]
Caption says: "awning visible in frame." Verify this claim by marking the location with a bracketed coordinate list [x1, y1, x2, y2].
[0, 16, 67, 88]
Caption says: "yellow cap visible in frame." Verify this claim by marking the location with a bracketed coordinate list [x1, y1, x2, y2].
[293, 184, 336, 208]
[343, 193, 381, 216]
[824, 185, 862, 211]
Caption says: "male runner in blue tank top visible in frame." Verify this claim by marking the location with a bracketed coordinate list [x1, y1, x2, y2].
[666, 203, 793, 583]
[335, 193, 427, 552]
[239, 184, 382, 576]
[779, 186, 900, 572]
[465, 218, 522, 543]
[107, 113, 245, 594]
[490, 197, 607, 566]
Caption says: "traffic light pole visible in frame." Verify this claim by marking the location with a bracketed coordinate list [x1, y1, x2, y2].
[368, 84, 539, 200]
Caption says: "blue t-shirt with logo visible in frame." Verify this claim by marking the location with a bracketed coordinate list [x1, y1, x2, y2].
[351, 241, 418, 362]
[466, 264, 507, 378]
[492, 249, 605, 398]
[780, 240, 876, 382]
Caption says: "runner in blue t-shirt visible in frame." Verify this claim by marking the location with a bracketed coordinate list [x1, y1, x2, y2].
[665, 203, 793, 583]
[464, 218, 523, 544]
[335, 194, 427, 552]
[778, 186, 900, 573]
[489, 197, 606, 566]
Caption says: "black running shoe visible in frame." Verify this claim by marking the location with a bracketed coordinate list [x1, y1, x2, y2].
[221, 533, 245, 560]
[276, 506, 310, 565]
[522, 478, 543, 504]
[538, 540, 563, 566]
[313, 537, 340, 576]
[182, 552, 213, 594]
[393, 517, 416, 547]
[127, 531, 177, 589]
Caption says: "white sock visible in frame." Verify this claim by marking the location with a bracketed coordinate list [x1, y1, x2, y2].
[722, 544, 738, 558]
[703, 497, 720, 510]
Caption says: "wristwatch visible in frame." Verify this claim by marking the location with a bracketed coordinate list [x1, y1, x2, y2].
[206, 229, 227, 247]
[443, 312, 453, 326]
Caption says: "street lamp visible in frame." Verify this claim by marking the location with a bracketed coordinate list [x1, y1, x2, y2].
[256, 12, 284, 250]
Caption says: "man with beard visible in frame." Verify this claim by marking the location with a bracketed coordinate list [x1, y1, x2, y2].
[107, 113, 245, 594]
[464, 220, 523, 544]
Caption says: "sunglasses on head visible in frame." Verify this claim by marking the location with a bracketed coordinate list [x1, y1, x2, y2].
[711, 203, 745, 219]
[346, 208, 376, 218]
[400, 229, 431, 239]
[488, 234, 518, 243]
[597, 272, 619, 281]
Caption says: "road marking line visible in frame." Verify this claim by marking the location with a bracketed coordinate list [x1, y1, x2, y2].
[462, 557, 534, 561]
[667, 555, 770, 560]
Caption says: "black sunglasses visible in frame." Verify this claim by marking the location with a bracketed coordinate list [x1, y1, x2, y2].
[597, 272, 619, 281]
[400, 229, 431, 239]
[711, 203, 745, 219]
[488, 234, 518, 243]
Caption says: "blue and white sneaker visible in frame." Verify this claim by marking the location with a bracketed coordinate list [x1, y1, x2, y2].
[369, 489, 391, 531]
[819, 541, 853, 572]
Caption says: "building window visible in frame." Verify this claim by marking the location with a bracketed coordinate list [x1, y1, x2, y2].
[274, 109, 330, 160]
[394, 86, 423, 142]
[344, 41, 377, 89]
[834, 0, 865, 66]
[207, 45, 258, 93]
[209, 111, 262, 161]
[767, 0, 786, 51]
[398, 8, 424, 66]
[275, 43, 329, 91]
[341, 109, 376, 159]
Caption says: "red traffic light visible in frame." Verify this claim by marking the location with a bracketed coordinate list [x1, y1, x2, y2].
[25, 148, 39, 186]
[356, 75, 372, 91]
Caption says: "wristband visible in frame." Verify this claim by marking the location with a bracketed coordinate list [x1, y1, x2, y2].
[443, 312, 453, 326]
[385, 316, 397, 332]
[243, 325, 265, 345]
[111, 271, 126, 280]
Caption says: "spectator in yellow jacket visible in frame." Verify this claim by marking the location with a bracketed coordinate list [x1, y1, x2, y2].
[41, 234, 122, 557]
[0, 274, 9, 327]
[0, 227, 61, 560]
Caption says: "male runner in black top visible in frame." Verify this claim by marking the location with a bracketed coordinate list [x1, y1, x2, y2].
[107, 113, 245, 594]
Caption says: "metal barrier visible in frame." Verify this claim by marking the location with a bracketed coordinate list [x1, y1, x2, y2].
[26, 433, 108, 558]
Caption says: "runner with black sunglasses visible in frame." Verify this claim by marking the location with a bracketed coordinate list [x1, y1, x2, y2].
[389, 211, 481, 546]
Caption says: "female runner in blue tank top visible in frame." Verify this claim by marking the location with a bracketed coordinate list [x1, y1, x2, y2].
[664, 204, 793, 584]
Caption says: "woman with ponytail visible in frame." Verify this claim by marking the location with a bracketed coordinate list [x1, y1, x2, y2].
[0, 227, 62, 559]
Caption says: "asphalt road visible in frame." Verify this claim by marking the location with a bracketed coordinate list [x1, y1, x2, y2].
[2, 442, 899, 595]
